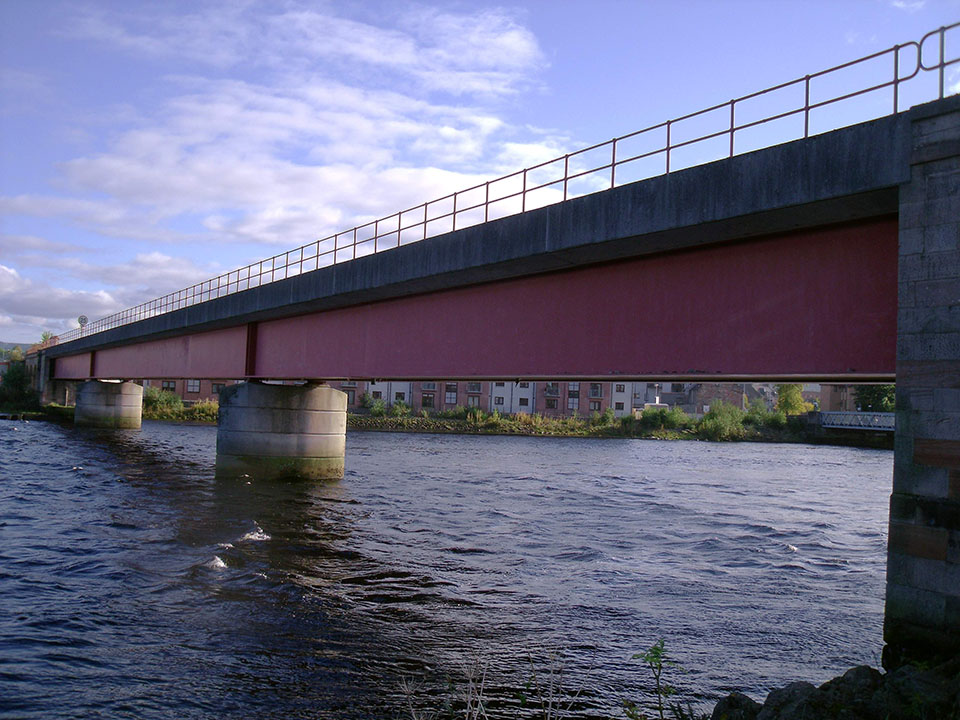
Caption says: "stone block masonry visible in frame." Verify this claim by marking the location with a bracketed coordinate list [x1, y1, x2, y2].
[885, 96, 960, 664]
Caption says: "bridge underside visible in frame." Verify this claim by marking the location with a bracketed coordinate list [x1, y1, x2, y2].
[50, 217, 897, 382]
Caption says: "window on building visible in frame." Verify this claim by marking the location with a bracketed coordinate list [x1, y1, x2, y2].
[372, 391, 382, 399]
[422, 393, 434, 408]
[186, 379, 200, 393]
[341, 380, 357, 387]
[161, 380, 176, 392]
[544, 383, 559, 396]
[467, 395, 480, 407]
[589, 383, 602, 398]
[345, 389, 355, 404]
[212, 383, 225, 395]
[568, 381, 579, 390]
[671, 383, 684, 393]
[615, 402, 624, 411]
[567, 396, 580, 410]
[445, 383, 457, 405]
[422, 382, 436, 390]
[518, 397, 529, 406]
[589, 400, 601, 411]
[495, 382, 505, 387]
[568, 389, 579, 399]
[494, 396, 504, 405]
[467, 382, 481, 393]
[519, 382, 529, 388]
[395, 392, 405, 402]
[546, 398, 558, 409]
[615, 384, 625, 393]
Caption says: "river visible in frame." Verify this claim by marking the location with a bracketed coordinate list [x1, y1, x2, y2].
[0, 419, 891, 718]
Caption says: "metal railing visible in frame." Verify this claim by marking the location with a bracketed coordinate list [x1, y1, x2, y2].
[819, 411, 896, 431]
[57, 23, 959, 345]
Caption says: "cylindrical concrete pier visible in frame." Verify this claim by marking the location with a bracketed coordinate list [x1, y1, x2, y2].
[216, 382, 347, 481]
[75, 380, 143, 429]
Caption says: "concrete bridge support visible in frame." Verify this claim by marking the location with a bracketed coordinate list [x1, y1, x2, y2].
[74, 380, 143, 429]
[215, 381, 346, 481]
[885, 97, 960, 664]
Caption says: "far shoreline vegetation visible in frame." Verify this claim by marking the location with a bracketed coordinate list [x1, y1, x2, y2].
[0, 369, 895, 447]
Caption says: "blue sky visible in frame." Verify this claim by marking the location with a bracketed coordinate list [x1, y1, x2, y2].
[1, 0, 958, 343]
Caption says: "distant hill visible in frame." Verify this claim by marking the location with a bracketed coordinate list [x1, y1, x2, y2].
[0, 341, 27, 352]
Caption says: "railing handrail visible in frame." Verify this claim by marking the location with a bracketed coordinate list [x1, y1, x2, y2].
[54, 24, 959, 347]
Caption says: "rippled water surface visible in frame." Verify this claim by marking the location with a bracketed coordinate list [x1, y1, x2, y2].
[0, 420, 891, 718]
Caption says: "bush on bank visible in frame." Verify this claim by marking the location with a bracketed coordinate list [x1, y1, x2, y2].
[132, 391, 802, 442]
[0, 362, 40, 412]
[141, 388, 218, 422]
[349, 403, 804, 443]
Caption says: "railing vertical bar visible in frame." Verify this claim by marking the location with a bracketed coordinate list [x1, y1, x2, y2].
[804, 75, 811, 137]
[522, 169, 527, 212]
[893, 44, 900, 113]
[939, 27, 946, 99]
[452, 193, 457, 231]
[353, 227, 357, 260]
[665, 120, 671, 173]
[374, 219, 379, 254]
[729, 100, 736, 157]
[610, 139, 617, 188]
[484, 181, 490, 222]
[563, 155, 569, 200]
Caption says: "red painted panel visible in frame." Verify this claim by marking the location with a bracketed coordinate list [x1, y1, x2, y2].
[254, 219, 897, 379]
[53, 353, 93, 379]
[54, 326, 248, 379]
[51, 219, 898, 380]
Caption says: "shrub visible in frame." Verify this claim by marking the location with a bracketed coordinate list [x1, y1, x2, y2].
[436, 405, 470, 420]
[369, 398, 387, 417]
[183, 399, 218, 422]
[591, 407, 616, 426]
[744, 399, 786, 430]
[639, 407, 668, 430]
[390, 400, 411, 417]
[142, 386, 183, 412]
[664, 406, 691, 429]
[697, 400, 745, 441]
[0, 362, 38, 410]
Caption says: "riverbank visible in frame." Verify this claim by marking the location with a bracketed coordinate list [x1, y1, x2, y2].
[346, 408, 806, 443]
[16, 402, 893, 449]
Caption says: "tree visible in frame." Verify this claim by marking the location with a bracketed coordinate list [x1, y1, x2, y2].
[854, 384, 895, 412]
[0, 361, 38, 410]
[775, 384, 813, 415]
[8, 346, 23, 362]
[40, 331, 54, 343]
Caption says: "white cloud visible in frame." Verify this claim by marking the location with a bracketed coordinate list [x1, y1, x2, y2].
[0, 263, 122, 337]
[66, 3, 545, 97]
[890, 0, 925, 11]
[3, 2, 560, 340]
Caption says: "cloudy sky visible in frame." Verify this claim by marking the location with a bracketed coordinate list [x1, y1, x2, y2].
[1, 0, 958, 343]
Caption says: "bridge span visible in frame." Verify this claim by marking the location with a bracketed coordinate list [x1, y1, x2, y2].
[33, 35, 960, 665]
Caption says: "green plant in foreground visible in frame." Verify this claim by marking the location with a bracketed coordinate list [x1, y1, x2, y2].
[631, 639, 676, 720]
[624, 639, 707, 720]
